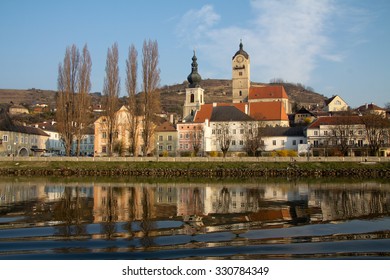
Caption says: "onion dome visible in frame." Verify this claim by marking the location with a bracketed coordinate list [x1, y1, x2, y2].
[232, 40, 249, 60]
[187, 51, 202, 88]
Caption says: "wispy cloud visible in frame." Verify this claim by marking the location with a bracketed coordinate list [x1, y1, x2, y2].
[176, 0, 344, 84]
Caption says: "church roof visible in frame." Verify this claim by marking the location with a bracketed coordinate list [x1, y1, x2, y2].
[248, 101, 289, 121]
[210, 106, 253, 122]
[187, 51, 202, 88]
[232, 41, 249, 60]
[248, 85, 288, 100]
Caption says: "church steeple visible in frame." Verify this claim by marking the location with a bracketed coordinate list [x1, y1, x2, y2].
[187, 50, 202, 88]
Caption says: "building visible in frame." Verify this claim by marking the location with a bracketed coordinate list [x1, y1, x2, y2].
[306, 116, 368, 156]
[177, 122, 204, 156]
[155, 121, 178, 157]
[324, 95, 349, 112]
[34, 121, 65, 155]
[94, 105, 147, 156]
[182, 51, 204, 121]
[248, 85, 292, 114]
[232, 41, 250, 103]
[356, 103, 387, 117]
[0, 112, 49, 156]
[261, 126, 306, 152]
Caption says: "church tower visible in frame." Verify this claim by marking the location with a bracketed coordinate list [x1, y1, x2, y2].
[183, 51, 204, 121]
[232, 41, 250, 103]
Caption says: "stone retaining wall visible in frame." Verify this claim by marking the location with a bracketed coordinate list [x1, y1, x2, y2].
[1, 167, 389, 178]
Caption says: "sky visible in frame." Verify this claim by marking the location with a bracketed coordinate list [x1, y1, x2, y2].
[1, 0, 389, 108]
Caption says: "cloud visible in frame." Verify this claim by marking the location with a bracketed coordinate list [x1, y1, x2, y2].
[176, 0, 341, 84]
[176, 5, 220, 48]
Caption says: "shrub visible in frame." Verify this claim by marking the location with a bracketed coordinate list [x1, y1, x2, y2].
[209, 151, 219, 157]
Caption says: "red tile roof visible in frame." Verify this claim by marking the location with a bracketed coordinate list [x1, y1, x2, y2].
[308, 116, 363, 129]
[249, 101, 288, 121]
[193, 103, 247, 123]
[248, 85, 288, 100]
[155, 121, 176, 132]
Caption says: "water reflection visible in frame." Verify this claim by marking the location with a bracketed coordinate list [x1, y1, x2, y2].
[0, 180, 389, 259]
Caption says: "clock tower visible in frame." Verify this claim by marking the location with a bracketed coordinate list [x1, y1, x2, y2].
[232, 41, 250, 103]
[183, 51, 204, 121]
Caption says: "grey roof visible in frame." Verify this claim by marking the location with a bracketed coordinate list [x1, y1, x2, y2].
[210, 106, 253, 122]
[0, 112, 49, 136]
[262, 126, 305, 137]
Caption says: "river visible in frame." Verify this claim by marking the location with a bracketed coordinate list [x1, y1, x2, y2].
[0, 178, 389, 259]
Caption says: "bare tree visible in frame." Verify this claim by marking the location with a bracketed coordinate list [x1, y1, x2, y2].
[141, 39, 160, 156]
[328, 116, 360, 156]
[74, 44, 92, 156]
[126, 44, 139, 156]
[216, 122, 231, 157]
[56, 45, 80, 156]
[360, 113, 390, 156]
[102, 43, 120, 156]
[244, 121, 265, 156]
[191, 125, 203, 156]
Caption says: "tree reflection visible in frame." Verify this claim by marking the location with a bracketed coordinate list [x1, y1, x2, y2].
[140, 187, 155, 248]
[53, 187, 92, 237]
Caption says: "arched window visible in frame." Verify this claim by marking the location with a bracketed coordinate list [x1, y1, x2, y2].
[190, 94, 194, 103]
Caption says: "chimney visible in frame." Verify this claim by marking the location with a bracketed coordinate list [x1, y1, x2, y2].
[169, 114, 174, 124]
[205, 118, 209, 127]
[213, 102, 217, 107]
[245, 104, 249, 115]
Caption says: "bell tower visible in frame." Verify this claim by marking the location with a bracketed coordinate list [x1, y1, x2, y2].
[183, 51, 204, 121]
[232, 41, 250, 103]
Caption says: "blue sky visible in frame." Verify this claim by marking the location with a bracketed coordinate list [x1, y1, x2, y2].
[1, 0, 389, 108]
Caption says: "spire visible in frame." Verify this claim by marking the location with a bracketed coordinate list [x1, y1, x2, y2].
[187, 50, 202, 88]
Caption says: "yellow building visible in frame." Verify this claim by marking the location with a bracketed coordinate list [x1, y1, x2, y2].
[94, 105, 146, 156]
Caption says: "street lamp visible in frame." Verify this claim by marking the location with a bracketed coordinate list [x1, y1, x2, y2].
[156, 142, 159, 161]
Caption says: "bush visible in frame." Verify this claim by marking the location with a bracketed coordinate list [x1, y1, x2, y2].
[180, 151, 192, 157]
[209, 151, 219, 157]
[287, 150, 298, 157]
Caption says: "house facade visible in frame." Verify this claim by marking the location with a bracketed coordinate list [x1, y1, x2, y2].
[0, 114, 49, 157]
[324, 95, 348, 112]
[155, 121, 178, 157]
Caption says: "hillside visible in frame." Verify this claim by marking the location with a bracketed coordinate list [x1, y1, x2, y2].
[159, 79, 327, 115]
[0, 80, 327, 117]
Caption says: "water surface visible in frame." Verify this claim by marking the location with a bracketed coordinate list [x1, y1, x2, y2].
[1, 179, 389, 259]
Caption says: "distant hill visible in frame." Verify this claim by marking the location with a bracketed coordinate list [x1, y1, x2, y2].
[0, 80, 327, 117]
[159, 79, 327, 115]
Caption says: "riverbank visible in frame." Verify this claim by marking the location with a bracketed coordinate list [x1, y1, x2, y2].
[1, 158, 389, 178]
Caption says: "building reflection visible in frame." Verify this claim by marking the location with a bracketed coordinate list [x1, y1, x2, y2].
[1, 180, 389, 236]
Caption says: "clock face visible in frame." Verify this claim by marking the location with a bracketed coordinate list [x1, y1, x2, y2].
[237, 56, 243, 63]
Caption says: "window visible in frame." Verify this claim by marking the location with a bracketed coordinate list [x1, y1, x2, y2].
[190, 94, 194, 103]
[231, 140, 236, 146]
[158, 135, 163, 141]
[358, 140, 363, 147]
[3, 135, 8, 142]
[159, 145, 163, 151]
[167, 145, 172, 151]
[102, 146, 107, 153]
[179, 133, 183, 139]
[272, 140, 276, 146]
[324, 131, 328, 136]
[233, 129, 236, 134]
[185, 133, 189, 139]
[240, 129, 244, 134]
[239, 72, 243, 76]
[239, 140, 244, 145]
[212, 129, 215, 135]
[102, 132, 107, 139]
[314, 140, 319, 147]
[293, 140, 297, 145]
[314, 131, 318, 136]
[239, 90, 242, 96]
[168, 135, 173, 141]
[281, 140, 285, 146]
